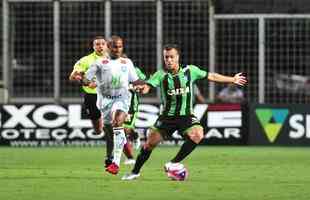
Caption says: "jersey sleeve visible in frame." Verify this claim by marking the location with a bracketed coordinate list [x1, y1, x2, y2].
[135, 67, 147, 80]
[85, 61, 98, 81]
[146, 70, 163, 88]
[73, 57, 87, 72]
[127, 60, 139, 82]
[189, 65, 208, 81]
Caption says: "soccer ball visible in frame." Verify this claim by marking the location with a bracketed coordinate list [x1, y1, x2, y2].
[165, 163, 189, 181]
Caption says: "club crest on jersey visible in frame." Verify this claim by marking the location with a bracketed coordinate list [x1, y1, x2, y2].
[121, 66, 127, 72]
[167, 86, 190, 96]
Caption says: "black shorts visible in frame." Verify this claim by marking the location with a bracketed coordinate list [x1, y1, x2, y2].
[152, 115, 202, 138]
[83, 93, 101, 120]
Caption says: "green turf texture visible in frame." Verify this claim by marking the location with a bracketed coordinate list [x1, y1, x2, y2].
[0, 146, 309, 200]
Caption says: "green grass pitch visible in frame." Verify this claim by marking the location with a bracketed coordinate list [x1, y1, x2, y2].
[0, 146, 309, 200]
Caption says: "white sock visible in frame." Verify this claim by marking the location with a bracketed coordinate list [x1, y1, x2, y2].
[112, 127, 127, 166]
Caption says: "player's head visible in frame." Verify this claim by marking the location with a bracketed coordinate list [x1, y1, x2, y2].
[163, 44, 180, 73]
[107, 35, 124, 59]
[92, 36, 108, 57]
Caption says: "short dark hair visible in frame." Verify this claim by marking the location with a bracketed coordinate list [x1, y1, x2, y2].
[108, 35, 124, 46]
[92, 35, 105, 42]
[90, 35, 105, 48]
[163, 44, 180, 55]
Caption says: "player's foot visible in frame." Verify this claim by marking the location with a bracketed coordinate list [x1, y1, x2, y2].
[105, 158, 113, 168]
[164, 162, 180, 172]
[106, 162, 119, 175]
[133, 138, 141, 150]
[124, 159, 136, 165]
[164, 162, 172, 172]
[121, 173, 140, 181]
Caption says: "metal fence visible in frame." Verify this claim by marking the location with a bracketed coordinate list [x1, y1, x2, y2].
[212, 14, 310, 103]
[1, 0, 310, 104]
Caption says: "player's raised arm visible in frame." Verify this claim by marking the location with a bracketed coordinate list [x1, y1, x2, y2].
[208, 72, 247, 86]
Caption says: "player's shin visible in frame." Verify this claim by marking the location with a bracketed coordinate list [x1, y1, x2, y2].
[104, 124, 114, 162]
[132, 146, 152, 174]
[170, 135, 198, 163]
[123, 142, 134, 159]
[112, 127, 127, 166]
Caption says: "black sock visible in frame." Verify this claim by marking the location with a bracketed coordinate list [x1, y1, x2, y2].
[171, 138, 198, 163]
[104, 124, 114, 160]
[132, 147, 152, 174]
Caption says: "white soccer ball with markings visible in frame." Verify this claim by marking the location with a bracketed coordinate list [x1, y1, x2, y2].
[165, 162, 189, 181]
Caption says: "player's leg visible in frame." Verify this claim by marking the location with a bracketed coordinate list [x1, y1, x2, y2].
[93, 115, 114, 167]
[91, 117, 103, 134]
[103, 124, 114, 167]
[124, 112, 141, 150]
[87, 94, 116, 168]
[168, 116, 204, 165]
[122, 115, 172, 180]
[169, 126, 203, 163]
[106, 100, 129, 175]
[84, 93, 103, 134]
[123, 128, 135, 165]
[132, 128, 162, 174]
[121, 128, 163, 180]
[123, 141, 135, 165]
[84, 94, 114, 167]
[122, 113, 137, 164]
[100, 100, 116, 169]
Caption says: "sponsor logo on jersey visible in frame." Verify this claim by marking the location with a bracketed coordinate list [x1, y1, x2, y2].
[167, 87, 189, 96]
[102, 59, 109, 64]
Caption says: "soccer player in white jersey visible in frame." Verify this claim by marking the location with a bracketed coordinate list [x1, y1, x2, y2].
[83, 35, 144, 175]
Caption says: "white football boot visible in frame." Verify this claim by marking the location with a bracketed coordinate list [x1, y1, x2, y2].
[121, 173, 140, 181]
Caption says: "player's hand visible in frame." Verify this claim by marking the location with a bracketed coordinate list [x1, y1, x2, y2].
[88, 82, 97, 89]
[133, 85, 143, 93]
[72, 71, 84, 81]
[134, 84, 150, 94]
[233, 72, 247, 86]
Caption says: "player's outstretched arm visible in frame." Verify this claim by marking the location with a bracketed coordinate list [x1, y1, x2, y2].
[208, 72, 247, 86]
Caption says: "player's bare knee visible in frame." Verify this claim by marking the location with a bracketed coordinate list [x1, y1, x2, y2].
[112, 120, 122, 127]
[112, 117, 126, 127]
[197, 132, 204, 142]
[187, 130, 204, 144]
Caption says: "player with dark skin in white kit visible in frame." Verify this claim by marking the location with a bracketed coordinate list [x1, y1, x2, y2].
[83, 35, 145, 175]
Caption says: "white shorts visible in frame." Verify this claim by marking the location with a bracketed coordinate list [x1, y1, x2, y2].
[98, 97, 130, 124]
